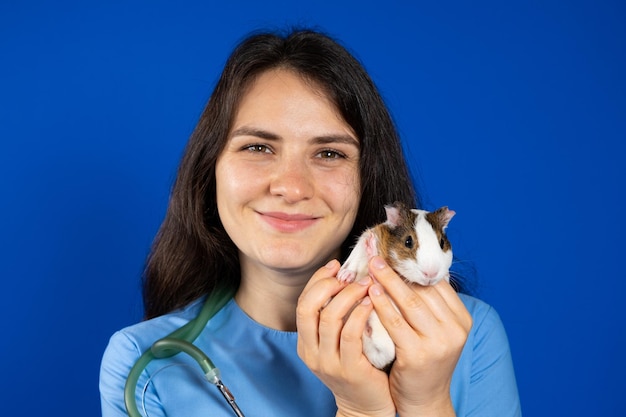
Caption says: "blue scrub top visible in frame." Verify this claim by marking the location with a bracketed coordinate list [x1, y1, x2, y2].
[100, 294, 521, 416]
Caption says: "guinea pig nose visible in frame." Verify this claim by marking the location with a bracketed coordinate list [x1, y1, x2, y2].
[422, 269, 439, 279]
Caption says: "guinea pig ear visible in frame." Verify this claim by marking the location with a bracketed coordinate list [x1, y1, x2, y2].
[435, 206, 456, 228]
[384, 204, 402, 227]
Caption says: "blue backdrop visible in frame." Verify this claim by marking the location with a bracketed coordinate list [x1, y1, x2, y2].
[1, 1, 624, 415]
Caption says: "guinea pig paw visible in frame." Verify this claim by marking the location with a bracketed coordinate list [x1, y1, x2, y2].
[337, 268, 357, 283]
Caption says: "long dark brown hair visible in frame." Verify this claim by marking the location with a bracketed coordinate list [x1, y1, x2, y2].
[142, 28, 420, 319]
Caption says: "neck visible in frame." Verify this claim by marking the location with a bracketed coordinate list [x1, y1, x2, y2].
[235, 265, 312, 332]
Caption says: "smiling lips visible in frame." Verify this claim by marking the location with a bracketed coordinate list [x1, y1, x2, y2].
[259, 211, 320, 232]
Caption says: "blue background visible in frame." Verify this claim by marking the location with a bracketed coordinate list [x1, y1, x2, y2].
[1, 1, 624, 415]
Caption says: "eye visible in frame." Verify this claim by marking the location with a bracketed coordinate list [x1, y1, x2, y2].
[244, 144, 271, 153]
[439, 237, 445, 249]
[404, 236, 413, 248]
[317, 149, 346, 159]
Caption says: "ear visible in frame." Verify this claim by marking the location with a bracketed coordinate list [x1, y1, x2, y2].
[384, 204, 402, 227]
[435, 206, 456, 228]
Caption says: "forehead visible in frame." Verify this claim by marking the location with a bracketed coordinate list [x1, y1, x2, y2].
[231, 69, 357, 140]
[237, 69, 332, 110]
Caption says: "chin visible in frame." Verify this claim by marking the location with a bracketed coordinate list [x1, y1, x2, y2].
[259, 247, 325, 273]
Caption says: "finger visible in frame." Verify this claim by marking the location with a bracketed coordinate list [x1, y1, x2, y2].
[297, 260, 344, 355]
[431, 280, 473, 331]
[368, 256, 423, 304]
[368, 257, 439, 332]
[317, 277, 372, 355]
[300, 259, 342, 298]
[406, 278, 473, 330]
[369, 257, 468, 330]
[369, 284, 415, 334]
[338, 296, 375, 369]
[408, 282, 455, 324]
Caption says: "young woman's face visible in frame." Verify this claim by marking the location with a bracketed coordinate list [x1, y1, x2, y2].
[215, 69, 361, 276]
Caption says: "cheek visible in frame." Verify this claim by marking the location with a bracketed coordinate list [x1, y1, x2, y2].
[320, 168, 361, 214]
[216, 159, 262, 204]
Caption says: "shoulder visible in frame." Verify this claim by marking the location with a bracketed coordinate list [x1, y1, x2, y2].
[99, 298, 208, 415]
[457, 292, 493, 316]
[457, 293, 513, 357]
[102, 297, 209, 370]
[459, 293, 506, 335]
[452, 294, 522, 416]
[119, 298, 206, 344]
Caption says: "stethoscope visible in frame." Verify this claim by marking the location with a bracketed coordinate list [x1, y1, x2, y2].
[124, 285, 246, 417]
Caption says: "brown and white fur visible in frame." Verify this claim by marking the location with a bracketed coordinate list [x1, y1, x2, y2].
[337, 202, 455, 370]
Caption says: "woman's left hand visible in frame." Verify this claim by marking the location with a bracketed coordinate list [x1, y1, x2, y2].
[367, 256, 473, 417]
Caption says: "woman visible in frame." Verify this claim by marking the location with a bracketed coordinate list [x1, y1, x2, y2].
[100, 28, 521, 417]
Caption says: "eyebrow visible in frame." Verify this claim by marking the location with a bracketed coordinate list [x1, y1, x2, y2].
[230, 127, 359, 148]
[230, 127, 279, 140]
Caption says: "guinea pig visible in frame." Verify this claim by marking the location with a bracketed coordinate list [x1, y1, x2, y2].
[337, 202, 455, 370]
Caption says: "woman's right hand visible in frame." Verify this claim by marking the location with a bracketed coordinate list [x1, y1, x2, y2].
[296, 260, 396, 417]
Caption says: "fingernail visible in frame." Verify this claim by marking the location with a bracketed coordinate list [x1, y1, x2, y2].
[361, 296, 372, 306]
[370, 284, 383, 296]
[371, 256, 386, 270]
[357, 276, 371, 286]
[325, 259, 338, 269]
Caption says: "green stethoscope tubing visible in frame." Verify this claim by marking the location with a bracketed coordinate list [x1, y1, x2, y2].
[124, 284, 238, 417]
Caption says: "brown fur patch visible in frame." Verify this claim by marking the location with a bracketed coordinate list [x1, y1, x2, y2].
[425, 208, 452, 252]
[375, 204, 419, 269]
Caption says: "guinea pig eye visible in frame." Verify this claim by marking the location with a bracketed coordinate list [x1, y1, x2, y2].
[404, 236, 413, 248]
[439, 238, 445, 249]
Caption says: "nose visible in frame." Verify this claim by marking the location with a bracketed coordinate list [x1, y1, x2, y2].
[269, 158, 314, 203]
[422, 268, 441, 280]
